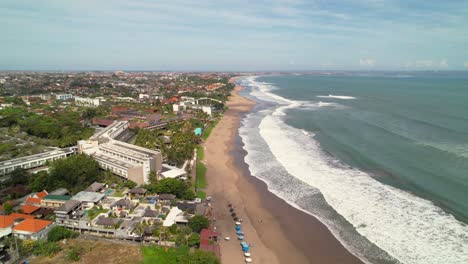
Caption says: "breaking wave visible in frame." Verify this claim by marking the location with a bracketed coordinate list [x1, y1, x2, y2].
[317, 94, 357, 100]
[238, 76, 468, 264]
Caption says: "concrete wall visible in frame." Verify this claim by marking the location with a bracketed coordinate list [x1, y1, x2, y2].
[127, 166, 144, 185]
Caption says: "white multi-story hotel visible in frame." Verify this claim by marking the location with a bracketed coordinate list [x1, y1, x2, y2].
[55, 93, 73, 100]
[78, 121, 162, 185]
[0, 147, 77, 176]
[75, 96, 102, 107]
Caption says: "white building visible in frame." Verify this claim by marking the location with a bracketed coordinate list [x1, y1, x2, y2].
[139, 93, 150, 100]
[78, 121, 162, 185]
[12, 219, 54, 241]
[172, 96, 217, 116]
[0, 147, 77, 176]
[55, 93, 73, 100]
[75, 96, 102, 107]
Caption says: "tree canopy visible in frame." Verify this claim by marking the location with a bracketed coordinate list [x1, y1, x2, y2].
[29, 154, 103, 194]
[188, 215, 209, 233]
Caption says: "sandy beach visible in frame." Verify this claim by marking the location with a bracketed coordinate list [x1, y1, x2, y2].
[203, 79, 363, 264]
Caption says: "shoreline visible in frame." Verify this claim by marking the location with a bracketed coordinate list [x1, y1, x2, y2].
[203, 79, 363, 263]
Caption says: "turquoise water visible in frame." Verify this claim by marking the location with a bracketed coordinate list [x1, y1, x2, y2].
[259, 74, 468, 220]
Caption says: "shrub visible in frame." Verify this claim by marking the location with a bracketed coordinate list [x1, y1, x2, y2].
[47, 226, 79, 242]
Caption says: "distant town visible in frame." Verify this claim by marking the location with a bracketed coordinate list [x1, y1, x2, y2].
[0, 71, 238, 263]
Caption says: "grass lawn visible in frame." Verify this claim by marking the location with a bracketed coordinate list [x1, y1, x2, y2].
[29, 238, 143, 264]
[141, 245, 190, 264]
[87, 207, 108, 220]
[202, 119, 219, 140]
[111, 188, 126, 197]
[197, 146, 204, 160]
[196, 190, 206, 200]
[196, 162, 207, 189]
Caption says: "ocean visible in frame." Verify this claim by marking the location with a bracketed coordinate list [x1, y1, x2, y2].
[237, 73, 468, 264]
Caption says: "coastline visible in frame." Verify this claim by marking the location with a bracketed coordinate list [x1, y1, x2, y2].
[203, 78, 363, 263]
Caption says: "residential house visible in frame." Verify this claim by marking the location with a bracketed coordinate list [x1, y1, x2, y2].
[127, 187, 147, 199]
[55, 200, 83, 223]
[111, 199, 135, 215]
[162, 207, 188, 227]
[71, 191, 105, 210]
[95, 216, 120, 229]
[158, 194, 176, 203]
[84, 182, 106, 193]
[20, 204, 40, 215]
[12, 219, 53, 241]
[41, 195, 71, 208]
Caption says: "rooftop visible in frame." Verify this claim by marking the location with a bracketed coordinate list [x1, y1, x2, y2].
[43, 195, 71, 201]
[163, 207, 183, 227]
[71, 191, 105, 203]
[55, 199, 81, 213]
[13, 219, 52, 233]
[0, 147, 76, 168]
[85, 182, 105, 192]
[21, 204, 40, 214]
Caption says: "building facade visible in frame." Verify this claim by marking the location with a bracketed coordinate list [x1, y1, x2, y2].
[0, 147, 77, 176]
[55, 93, 73, 100]
[78, 121, 162, 184]
[75, 96, 102, 107]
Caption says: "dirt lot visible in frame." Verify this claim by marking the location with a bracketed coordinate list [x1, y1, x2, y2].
[29, 238, 143, 264]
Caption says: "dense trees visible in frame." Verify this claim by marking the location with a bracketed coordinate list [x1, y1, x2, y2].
[29, 154, 103, 194]
[135, 121, 199, 166]
[188, 215, 210, 233]
[144, 178, 195, 200]
[0, 108, 94, 147]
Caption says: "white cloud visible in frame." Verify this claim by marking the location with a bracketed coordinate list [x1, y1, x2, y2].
[464, 61, 468, 68]
[359, 58, 376, 66]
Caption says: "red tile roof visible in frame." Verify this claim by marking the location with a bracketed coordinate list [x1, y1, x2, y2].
[21, 204, 40, 214]
[0, 215, 14, 228]
[10, 213, 35, 220]
[35, 191, 48, 199]
[26, 197, 41, 205]
[13, 219, 52, 233]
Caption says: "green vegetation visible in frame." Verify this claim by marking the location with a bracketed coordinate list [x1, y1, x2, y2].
[196, 190, 206, 200]
[66, 245, 84, 262]
[29, 154, 103, 194]
[196, 163, 207, 189]
[202, 119, 219, 140]
[135, 121, 199, 166]
[196, 146, 204, 160]
[142, 245, 219, 264]
[87, 206, 109, 220]
[188, 215, 210, 233]
[143, 178, 195, 200]
[0, 107, 94, 147]
[32, 241, 62, 257]
[47, 226, 79, 242]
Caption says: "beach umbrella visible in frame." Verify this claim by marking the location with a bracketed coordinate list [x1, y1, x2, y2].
[245, 258, 252, 263]
[231, 213, 236, 217]
[244, 253, 251, 257]
[233, 217, 239, 221]
[229, 208, 234, 212]
[228, 204, 232, 207]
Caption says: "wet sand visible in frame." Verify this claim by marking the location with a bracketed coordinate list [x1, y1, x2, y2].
[204, 81, 363, 264]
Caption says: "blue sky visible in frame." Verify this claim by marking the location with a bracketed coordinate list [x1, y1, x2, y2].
[1, 0, 468, 71]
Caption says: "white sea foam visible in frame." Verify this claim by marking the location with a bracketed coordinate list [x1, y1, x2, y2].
[317, 94, 357, 100]
[240, 76, 468, 264]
